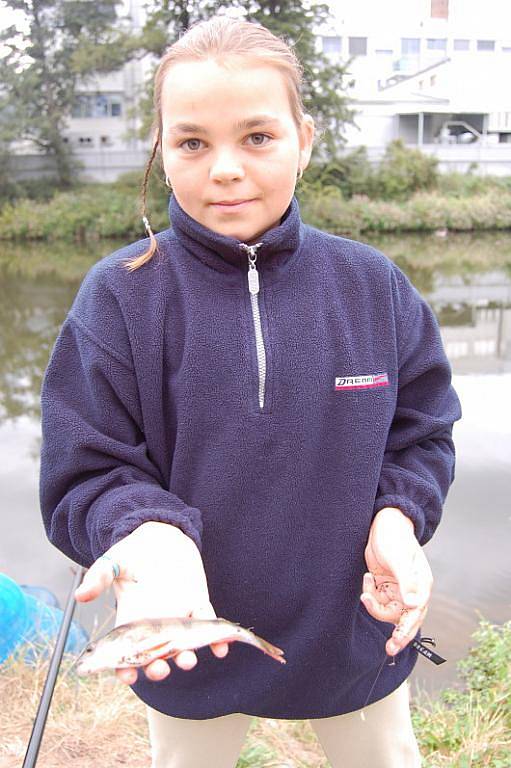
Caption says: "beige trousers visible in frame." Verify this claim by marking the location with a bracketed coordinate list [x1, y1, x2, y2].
[145, 680, 422, 768]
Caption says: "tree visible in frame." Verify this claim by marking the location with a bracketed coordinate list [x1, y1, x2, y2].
[128, 0, 355, 162]
[0, 0, 132, 187]
[240, 0, 355, 160]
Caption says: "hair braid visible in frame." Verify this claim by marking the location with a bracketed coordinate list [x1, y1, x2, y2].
[123, 128, 163, 272]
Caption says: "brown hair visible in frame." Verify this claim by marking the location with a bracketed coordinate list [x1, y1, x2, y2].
[124, 14, 312, 272]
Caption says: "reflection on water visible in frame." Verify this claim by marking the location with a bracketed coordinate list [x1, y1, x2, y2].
[0, 232, 510, 696]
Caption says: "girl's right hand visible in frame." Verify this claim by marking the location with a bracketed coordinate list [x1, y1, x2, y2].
[74, 521, 229, 685]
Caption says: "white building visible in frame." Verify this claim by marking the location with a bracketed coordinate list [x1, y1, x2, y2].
[318, 0, 511, 174]
[3, 0, 155, 182]
[4, 0, 511, 179]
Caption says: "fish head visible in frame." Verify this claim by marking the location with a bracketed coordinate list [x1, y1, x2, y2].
[75, 636, 128, 676]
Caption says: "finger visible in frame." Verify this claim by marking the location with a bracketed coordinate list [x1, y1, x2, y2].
[116, 667, 138, 685]
[360, 590, 402, 624]
[190, 603, 229, 659]
[173, 650, 198, 670]
[387, 606, 428, 655]
[142, 658, 173, 681]
[211, 643, 229, 658]
[374, 579, 401, 606]
[75, 558, 117, 602]
[361, 572, 403, 622]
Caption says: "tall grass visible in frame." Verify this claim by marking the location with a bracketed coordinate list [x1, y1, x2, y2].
[1, 620, 509, 767]
[1, 163, 511, 242]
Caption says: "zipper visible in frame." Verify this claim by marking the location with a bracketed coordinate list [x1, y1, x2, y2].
[239, 241, 266, 410]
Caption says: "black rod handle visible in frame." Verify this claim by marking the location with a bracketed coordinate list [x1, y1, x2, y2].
[22, 564, 85, 768]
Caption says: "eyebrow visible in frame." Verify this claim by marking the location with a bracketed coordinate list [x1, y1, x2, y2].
[167, 115, 282, 135]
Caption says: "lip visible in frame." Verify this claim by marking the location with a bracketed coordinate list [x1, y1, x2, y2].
[210, 199, 256, 209]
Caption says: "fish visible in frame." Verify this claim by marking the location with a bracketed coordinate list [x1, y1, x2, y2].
[75, 616, 286, 676]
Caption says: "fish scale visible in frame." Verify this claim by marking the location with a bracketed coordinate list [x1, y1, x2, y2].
[75, 616, 286, 675]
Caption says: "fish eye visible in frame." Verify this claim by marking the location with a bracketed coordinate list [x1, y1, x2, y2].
[84, 646, 94, 654]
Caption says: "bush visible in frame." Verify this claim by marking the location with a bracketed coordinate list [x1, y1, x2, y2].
[372, 139, 439, 200]
[437, 171, 511, 198]
[413, 620, 511, 766]
[304, 140, 439, 201]
[301, 147, 375, 200]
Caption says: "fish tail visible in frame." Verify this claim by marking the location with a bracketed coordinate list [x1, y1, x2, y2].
[248, 633, 287, 664]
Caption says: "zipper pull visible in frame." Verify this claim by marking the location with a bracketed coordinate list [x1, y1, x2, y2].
[248, 263, 259, 295]
[239, 242, 263, 296]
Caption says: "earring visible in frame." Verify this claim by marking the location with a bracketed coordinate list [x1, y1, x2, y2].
[165, 175, 172, 189]
[297, 167, 303, 180]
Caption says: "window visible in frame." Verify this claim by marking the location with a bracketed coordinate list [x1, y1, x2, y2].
[322, 36, 341, 54]
[477, 40, 495, 51]
[401, 38, 420, 55]
[454, 39, 470, 50]
[71, 93, 123, 118]
[94, 95, 109, 117]
[427, 38, 447, 50]
[503, 46, 511, 53]
[349, 37, 367, 56]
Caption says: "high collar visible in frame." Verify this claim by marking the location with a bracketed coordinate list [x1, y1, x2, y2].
[168, 193, 306, 275]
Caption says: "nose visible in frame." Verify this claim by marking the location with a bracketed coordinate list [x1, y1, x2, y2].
[210, 151, 245, 182]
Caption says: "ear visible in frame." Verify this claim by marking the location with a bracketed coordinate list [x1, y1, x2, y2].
[298, 114, 315, 173]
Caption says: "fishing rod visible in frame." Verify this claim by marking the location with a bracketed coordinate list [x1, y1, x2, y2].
[22, 564, 85, 768]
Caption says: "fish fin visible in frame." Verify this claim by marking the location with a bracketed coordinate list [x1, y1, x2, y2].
[149, 640, 177, 653]
[148, 641, 179, 660]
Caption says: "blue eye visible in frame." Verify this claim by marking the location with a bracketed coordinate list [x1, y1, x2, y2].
[180, 138, 202, 152]
[248, 133, 271, 146]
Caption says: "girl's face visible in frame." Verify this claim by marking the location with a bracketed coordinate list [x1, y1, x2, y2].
[161, 57, 314, 244]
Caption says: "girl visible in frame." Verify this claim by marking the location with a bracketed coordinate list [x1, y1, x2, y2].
[40, 14, 462, 768]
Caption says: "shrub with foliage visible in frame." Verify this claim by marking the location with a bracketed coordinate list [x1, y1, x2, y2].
[373, 139, 439, 200]
[412, 620, 511, 767]
[300, 146, 375, 199]
[302, 139, 439, 201]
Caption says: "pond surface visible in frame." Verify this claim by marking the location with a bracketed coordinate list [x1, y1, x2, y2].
[0, 231, 510, 700]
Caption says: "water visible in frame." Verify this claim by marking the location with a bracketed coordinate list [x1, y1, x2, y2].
[0, 232, 510, 698]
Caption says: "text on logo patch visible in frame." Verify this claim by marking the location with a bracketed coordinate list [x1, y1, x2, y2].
[335, 373, 389, 391]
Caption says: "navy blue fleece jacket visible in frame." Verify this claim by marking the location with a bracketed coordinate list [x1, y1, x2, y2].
[40, 193, 462, 719]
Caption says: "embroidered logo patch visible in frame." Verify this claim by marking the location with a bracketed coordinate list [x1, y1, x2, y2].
[335, 373, 389, 391]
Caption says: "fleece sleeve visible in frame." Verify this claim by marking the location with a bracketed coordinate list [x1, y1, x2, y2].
[372, 267, 462, 545]
[39, 314, 202, 568]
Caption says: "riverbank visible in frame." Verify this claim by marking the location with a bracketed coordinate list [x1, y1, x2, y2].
[1, 178, 511, 243]
[1, 619, 509, 767]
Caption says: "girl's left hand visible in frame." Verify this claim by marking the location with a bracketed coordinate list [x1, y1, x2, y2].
[360, 506, 433, 657]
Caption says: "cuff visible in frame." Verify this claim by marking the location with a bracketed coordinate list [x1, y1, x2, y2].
[96, 506, 203, 559]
